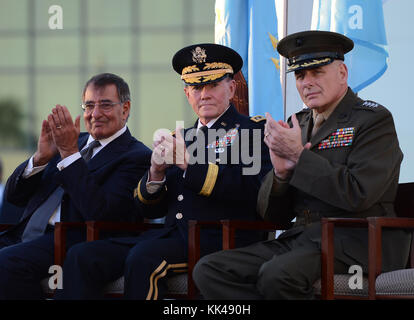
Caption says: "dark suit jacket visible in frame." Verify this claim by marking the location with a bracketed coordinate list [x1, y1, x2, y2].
[3, 128, 152, 241]
[0, 198, 24, 224]
[116, 105, 272, 255]
[258, 88, 411, 272]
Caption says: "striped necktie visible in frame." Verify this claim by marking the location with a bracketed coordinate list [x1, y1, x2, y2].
[80, 140, 101, 162]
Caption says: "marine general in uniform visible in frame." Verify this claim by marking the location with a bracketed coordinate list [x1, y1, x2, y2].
[193, 31, 411, 299]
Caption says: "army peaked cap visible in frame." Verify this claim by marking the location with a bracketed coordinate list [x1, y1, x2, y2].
[172, 43, 242, 85]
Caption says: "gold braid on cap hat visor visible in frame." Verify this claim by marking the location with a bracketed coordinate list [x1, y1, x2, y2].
[181, 62, 233, 80]
[182, 65, 200, 75]
[288, 57, 332, 72]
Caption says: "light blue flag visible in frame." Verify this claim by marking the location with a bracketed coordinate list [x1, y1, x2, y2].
[215, 0, 283, 120]
[311, 0, 388, 92]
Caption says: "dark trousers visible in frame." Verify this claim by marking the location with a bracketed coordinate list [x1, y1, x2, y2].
[55, 229, 188, 300]
[0, 226, 54, 299]
[0, 226, 84, 299]
[193, 234, 350, 300]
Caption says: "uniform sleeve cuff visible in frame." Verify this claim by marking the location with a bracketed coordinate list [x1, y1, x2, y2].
[134, 171, 165, 204]
[146, 174, 166, 194]
[271, 170, 290, 196]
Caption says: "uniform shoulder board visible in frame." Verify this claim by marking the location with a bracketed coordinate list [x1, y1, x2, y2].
[362, 100, 379, 108]
[359, 100, 383, 111]
[250, 115, 266, 123]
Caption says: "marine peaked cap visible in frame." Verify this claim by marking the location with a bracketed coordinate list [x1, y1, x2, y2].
[277, 30, 354, 73]
[172, 43, 243, 85]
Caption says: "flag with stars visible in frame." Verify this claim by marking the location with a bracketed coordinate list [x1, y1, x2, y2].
[215, 0, 283, 120]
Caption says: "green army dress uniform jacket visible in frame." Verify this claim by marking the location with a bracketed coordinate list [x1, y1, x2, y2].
[258, 87, 411, 272]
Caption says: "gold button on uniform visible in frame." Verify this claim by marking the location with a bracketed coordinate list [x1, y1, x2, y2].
[176, 213, 183, 219]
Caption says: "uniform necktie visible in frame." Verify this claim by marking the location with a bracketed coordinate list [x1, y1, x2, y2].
[198, 125, 208, 138]
[193, 125, 208, 144]
[21, 139, 101, 242]
[190, 126, 208, 160]
[311, 114, 325, 137]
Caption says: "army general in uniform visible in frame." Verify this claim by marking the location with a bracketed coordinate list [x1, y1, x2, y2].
[57, 43, 272, 299]
[193, 31, 411, 299]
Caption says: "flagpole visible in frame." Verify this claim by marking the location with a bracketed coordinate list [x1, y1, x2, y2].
[281, 0, 288, 121]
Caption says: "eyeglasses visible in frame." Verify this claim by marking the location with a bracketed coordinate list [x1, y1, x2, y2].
[80, 101, 123, 113]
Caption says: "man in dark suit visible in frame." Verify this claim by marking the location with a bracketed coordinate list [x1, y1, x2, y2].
[0, 73, 151, 299]
[0, 158, 25, 224]
[193, 31, 411, 299]
[0, 159, 24, 224]
[56, 43, 272, 299]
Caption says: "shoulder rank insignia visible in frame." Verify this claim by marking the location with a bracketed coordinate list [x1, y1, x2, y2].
[362, 101, 379, 108]
[318, 127, 355, 150]
[250, 115, 265, 122]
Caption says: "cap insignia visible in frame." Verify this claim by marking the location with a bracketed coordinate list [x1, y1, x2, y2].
[191, 47, 207, 63]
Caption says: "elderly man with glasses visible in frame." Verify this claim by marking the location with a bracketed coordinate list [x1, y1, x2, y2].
[0, 73, 151, 299]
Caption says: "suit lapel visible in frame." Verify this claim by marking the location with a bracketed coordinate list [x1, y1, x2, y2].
[77, 134, 89, 150]
[86, 129, 132, 171]
[185, 122, 198, 148]
[210, 105, 238, 132]
[299, 111, 313, 145]
[210, 105, 241, 151]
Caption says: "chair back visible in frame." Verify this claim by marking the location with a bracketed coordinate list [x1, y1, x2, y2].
[231, 71, 249, 116]
[394, 182, 414, 218]
[394, 182, 414, 268]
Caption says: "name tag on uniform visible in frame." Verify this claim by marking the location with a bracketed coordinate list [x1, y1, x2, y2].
[318, 127, 355, 150]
